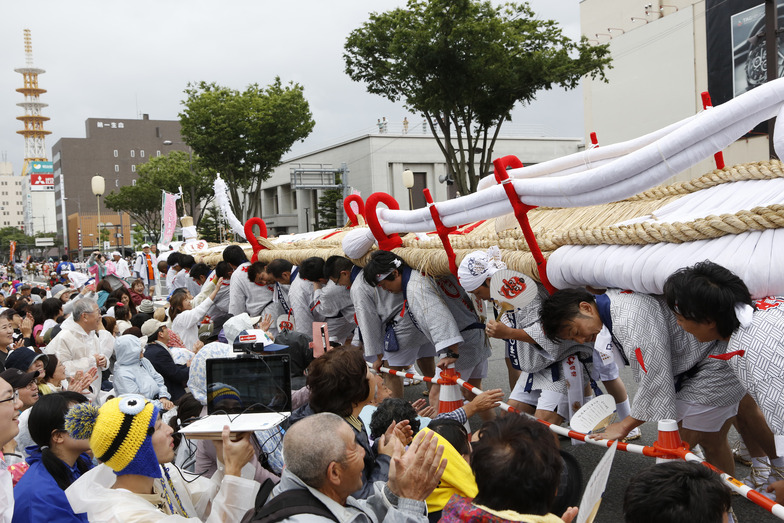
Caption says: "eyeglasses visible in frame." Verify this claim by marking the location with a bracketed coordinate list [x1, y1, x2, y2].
[0, 390, 18, 405]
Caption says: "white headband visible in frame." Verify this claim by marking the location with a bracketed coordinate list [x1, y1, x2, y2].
[457, 246, 507, 292]
[376, 259, 402, 282]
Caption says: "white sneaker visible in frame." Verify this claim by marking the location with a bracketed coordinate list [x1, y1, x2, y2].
[623, 427, 642, 441]
[403, 366, 421, 386]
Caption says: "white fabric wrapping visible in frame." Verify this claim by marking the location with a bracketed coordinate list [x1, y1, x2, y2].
[370, 77, 784, 234]
[547, 175, 784, 297]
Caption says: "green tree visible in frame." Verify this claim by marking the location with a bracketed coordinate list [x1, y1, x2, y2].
[197, 204, 223, 243]
[0, 227, 35, 262]
[104, 151, 214, 239]
[179, 78, 315, 221]
[131, 224, 146, 250]
[344, 0, 612, 194]
[317, 189, 343, 229]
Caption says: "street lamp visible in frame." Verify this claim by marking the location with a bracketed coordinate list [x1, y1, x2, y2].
[162, 140, 196, 219]
[402, 169, 415, 210]
[91, 175, 105, 250]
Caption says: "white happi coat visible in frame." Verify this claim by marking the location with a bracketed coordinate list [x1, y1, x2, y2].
[351, 270, 431, 359]
[229, 262, 282, 318]
[313, 280, 356, 343]
[289, 276, 324, 335]
[727, 296, 784, 456]
[603, 290, 744, 422]
[405, 270, 491, 373]
[504, 284, 593, 395]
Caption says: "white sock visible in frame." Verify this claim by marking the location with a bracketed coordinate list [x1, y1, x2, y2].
[751, 457, 771, 469]
[615, 398, 631, 420]
[771, 456, 784, 468]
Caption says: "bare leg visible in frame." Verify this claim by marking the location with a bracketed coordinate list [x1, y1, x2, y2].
[535, 409, 564, 445]
[384, 366, 405, 399]
[535, 409, 564, 426]
[679, 417, 735, 475]
[417, 356, 436, 396]
[508, 399, 535, 416]
[736, 393, 778, 458]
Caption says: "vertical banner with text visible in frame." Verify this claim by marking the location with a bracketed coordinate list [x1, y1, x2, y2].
[9, 241, 16, 261]
[159, 191, 180, 247]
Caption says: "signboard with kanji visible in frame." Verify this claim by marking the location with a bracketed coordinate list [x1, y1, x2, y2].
[28, 161, 54, 192]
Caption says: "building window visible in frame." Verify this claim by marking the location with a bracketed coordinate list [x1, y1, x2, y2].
[131, 165, 136, 172]
[131, 179, 136, 186]
[114, 165, 119, 172]
[118, 123, 124, 128]
[292, 190, 297, 210]
[113, 150, 118, 157]
[130, 150, 135, 158]
[140, 150, 145, 158]
[15, 181, 20, 185]
[156, 150, 161, 157]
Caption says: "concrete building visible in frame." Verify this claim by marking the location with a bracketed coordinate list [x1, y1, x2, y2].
[52, 115, 187, 254]
[0, 162, 25, 230]
[258, 132, 584, 235]
[580, 0, 769, 182]
[66, 212, 132, 257]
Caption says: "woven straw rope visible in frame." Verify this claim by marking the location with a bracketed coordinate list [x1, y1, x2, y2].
[193, 160, 784, 280]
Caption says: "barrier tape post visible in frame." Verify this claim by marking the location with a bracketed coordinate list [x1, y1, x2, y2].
[372, 361, 784, 519]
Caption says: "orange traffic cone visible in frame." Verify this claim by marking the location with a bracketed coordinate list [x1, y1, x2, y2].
[653, 419, 689, 463]
[437, 365, 464, 414]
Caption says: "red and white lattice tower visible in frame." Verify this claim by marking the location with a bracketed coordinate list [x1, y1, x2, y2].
[15, 29, 51, 172]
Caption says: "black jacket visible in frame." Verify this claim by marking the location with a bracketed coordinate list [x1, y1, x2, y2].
[143, 342, 189, 401]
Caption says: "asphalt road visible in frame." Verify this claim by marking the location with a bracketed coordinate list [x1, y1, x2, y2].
[402, 338, 780, 522]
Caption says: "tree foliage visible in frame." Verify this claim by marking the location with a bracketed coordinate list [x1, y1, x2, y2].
[179, 79, 315, 222]
[344, 0, 612, 194]
[104, 151, 214, 240]
[197, 204, 224, 243]
[317, 189, 343, 230]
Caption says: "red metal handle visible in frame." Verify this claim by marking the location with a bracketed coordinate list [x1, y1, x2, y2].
[365, 192, 404, 251]
[244, 217, 268, 263]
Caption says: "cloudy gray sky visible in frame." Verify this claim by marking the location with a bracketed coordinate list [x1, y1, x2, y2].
[0, 0, 583, 173]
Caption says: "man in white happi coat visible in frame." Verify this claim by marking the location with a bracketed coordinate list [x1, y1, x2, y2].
[111, 251, 131, 281]
[223, 246, 281, 319]
[664, 261, 784, 500]
[540, 286, 745, 474]
[363, 251, 492, 419]
[457, 248, 603, 427]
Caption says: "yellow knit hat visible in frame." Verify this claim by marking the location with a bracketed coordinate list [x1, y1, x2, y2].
[66, 394, 161, 478]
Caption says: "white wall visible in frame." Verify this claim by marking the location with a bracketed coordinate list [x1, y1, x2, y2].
[581, 0, 770, 182]
[260, 133, 583, 233]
